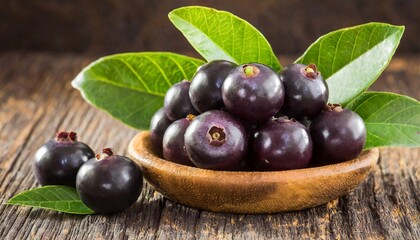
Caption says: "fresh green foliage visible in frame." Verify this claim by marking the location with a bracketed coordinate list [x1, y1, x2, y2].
[169, 6, 281, 71]
[72, 52, 204, 129]
[6, 6, 417, 216]
[296, 23, 404, 106]
[7, 186, 95, 214]
[346, 92, 420, 149]
[71, 6, 419, 150]
[9, 7, 420, 215]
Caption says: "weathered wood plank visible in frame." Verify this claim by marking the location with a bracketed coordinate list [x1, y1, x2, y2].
[0, 52, 418, 240]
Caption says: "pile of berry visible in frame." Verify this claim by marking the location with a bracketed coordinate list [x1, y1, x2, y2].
[33, 131, 143, 214]
[150, 61, 367, 171]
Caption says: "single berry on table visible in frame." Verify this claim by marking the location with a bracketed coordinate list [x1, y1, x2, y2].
[189, 60, 237, 112]
[76, 148, 143, 214]
[310, 104, 367, 164]
[252, 117, 312, 171]
[163, 114, 195, 166]
[33, 131, 94, 187]
[279, 63, 328, 120]
[164, 80, 199, 121]
[149, 107, 173, 156]
[184, 110, 248, 170]
[222, 63, 284, 124]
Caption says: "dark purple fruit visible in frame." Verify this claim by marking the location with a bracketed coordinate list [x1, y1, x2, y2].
[310, 104, 366, 164]
[162, 114, 195, 166]
[222, 63, 284, 124]
[76, 148, 143, 214]
[253, 117, 312, 171]
[189, 60, 237, 112]
[279, 63, 328, 120]
[149, 108, 173, 156]
[184, 110, 248, 170]
[164, 80, 199, 121]
[33, 131, 94, 187]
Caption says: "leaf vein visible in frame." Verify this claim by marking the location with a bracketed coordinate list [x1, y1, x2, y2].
[114, 58, 151, 92]
[317, 36, 326, 68]
[392, 124, 418, 144]
[331, 31, 345, 74]
[382, 105, 418, 123]
[366, 25, 380, 49]
[364, 98, 398, 122]
[167, 56, 188, 80]
[87, 77, 164, 97]
[124, 97, 161, 119]
[366, 122, 420, 128]
[143, 56, 172, 87]
[350, 27, 363, 60]
[349, 94, 377, 112]
[241, 25, 246, 63]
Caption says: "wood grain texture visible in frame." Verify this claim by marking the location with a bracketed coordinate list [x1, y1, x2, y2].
[0, 52, 418, 239]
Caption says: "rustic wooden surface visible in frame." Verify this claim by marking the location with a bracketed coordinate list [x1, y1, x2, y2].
[0, 52, 418, 239]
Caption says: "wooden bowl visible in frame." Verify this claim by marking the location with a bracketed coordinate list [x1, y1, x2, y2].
[128, 131, 379, 214]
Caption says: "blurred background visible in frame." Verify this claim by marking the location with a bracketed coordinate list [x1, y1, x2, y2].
[0, 0, 419, 58]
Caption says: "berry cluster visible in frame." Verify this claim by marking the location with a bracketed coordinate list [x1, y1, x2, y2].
[150, 61, 367, 171]
[34, 131, 143, 214]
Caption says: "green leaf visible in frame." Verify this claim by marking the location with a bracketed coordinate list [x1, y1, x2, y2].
[169, 6, 281, 71]
[7, 186, 95, 214]
[296, 23, 404, 106]
[346, 92, 420, 149]
[72, 52, 205, 130]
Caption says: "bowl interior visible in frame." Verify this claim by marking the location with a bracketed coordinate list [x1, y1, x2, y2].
[128, 131, 379, 214]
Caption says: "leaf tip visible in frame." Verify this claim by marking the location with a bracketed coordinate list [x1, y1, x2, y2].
[167, 9, 177, 20]
[71, 72, 84, 90]
[398, 25, 405, 34]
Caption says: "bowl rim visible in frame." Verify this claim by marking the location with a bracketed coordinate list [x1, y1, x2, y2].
[129, 131, 379, 181]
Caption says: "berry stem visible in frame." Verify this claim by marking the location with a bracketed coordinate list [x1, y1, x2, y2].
[55, 131, 77, 142]
[212, 132, 221, 140]
[96, 148, 114, 160]
[242, 65, 260, 78]
[304, 64, 319, 79]
[325, 103, 343, 112]
[102, 148, 114, 156]
[207, 126, 226, 146]
[244, 66, 254, 76]
[186, 114, 196, 122]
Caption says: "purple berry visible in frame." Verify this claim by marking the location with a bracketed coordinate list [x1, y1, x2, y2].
[33, 131, 94, 187]
[252, 117, 312, 171]
[76, 148, 143, 214]
[184, 110, 248, 170]
[279, 63, 328, 120]
[310, 104, 367, 164]
[149, 108, 173, 156]
[163, 115, 195, 166]
[164, 80, 199, 121]
[189, 60, 237, 112]
[222, 63, 284, 124]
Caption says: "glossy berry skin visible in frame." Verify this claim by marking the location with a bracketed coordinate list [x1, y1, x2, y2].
[253, 117, 312, 171]
[162, 115, 195, 166]
[279, 63, 328, 120]
[76, 149, 143, 214]
[149, 108, 173, 156]
[189, 60, 237, 113]
[164, 80, 199, 121]
[33, 131, 94, 187]
[310, 104, 366, 164]
[222, 63, 284, 124]
[184, 110, 248, 170]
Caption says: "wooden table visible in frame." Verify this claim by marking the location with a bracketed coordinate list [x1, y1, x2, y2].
[0, 52, 418, 239]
